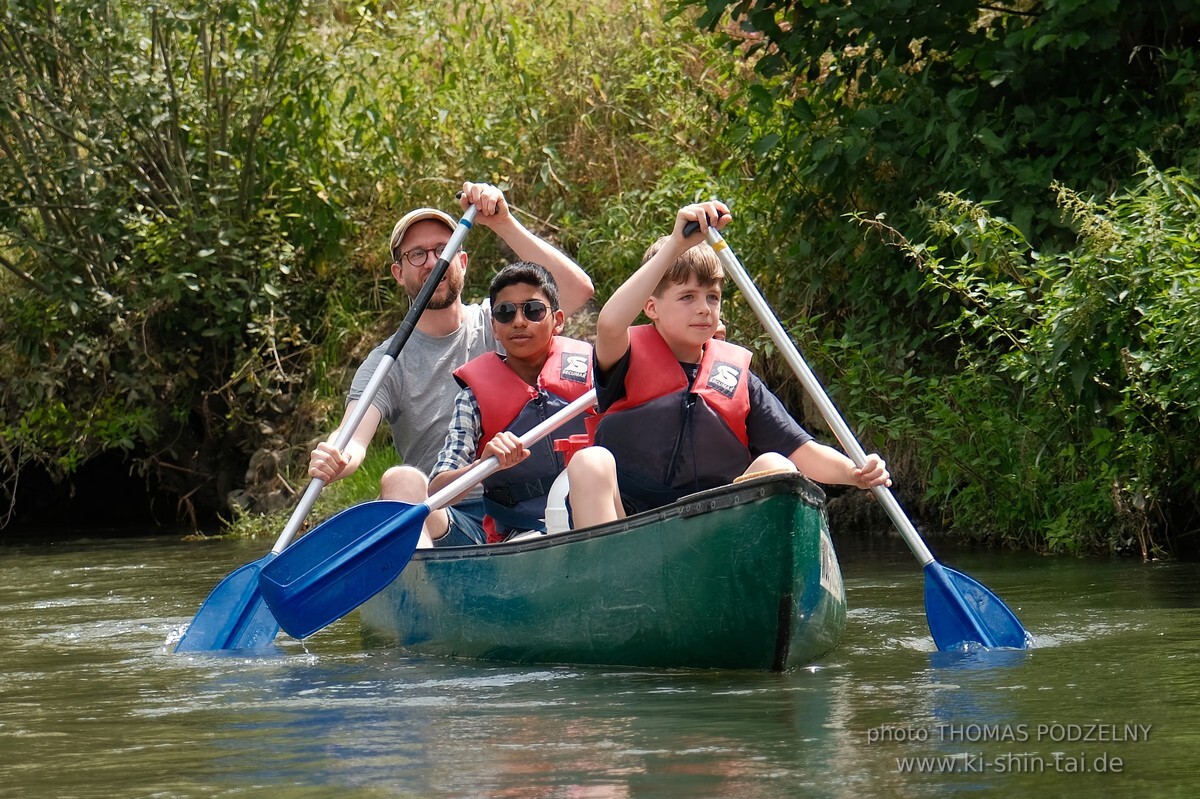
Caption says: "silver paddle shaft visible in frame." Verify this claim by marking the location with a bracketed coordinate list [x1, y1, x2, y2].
[705, 227, 936, 567]
[271, 206, 480, 554]
[426, 389, 597, 511]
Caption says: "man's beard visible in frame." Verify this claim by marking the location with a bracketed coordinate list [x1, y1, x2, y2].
[406, 266, 464, 311]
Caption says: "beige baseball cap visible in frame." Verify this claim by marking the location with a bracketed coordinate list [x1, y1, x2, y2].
[388, 208, 457, 261]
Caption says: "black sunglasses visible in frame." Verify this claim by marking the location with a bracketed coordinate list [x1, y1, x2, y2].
[492, 300, 549, 324]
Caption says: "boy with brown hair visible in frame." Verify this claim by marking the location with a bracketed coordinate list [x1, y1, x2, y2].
[567, 201, 890, 528]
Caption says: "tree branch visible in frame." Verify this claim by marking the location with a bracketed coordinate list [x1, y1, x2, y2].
[0, 251, 50, 295]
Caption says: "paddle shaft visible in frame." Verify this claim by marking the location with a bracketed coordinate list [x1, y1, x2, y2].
[257, 387, 599, 640]
[697, 225, 936, 567]
[424, 388, 598, 512]
[270, 205, 479, 555]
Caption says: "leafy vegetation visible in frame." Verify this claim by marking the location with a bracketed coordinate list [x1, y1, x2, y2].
[3, 0, 1199, 556]
[0, 0, 746, 532]
[677, 0, 1200, 555]
[883, 163, 1200, 557]
[1, 0, 354, 525]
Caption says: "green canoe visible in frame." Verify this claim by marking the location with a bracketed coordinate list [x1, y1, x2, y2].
[358, 471, 846, 671]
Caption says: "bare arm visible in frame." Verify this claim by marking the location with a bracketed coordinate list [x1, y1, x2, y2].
[788, 441, 891, 489]
[594, 201, 730, 372]
[459, 182, 594, 316]
[307, 400, 383, 484]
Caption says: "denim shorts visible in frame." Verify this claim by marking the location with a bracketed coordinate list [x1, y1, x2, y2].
[435, 497, 487, 547]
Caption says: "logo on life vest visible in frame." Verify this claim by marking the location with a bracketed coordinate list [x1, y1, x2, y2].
[707, 361, 742, 398]
[560, 352, 590, 384]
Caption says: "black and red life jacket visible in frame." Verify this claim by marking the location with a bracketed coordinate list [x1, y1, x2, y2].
[453, 336, 593, 541]
[590, 325, 752, 513]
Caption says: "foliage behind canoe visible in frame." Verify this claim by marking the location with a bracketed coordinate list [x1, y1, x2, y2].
[0, 0, 350, 527]
[0, 0, 735, 530]
[3, 0, 1200, 556]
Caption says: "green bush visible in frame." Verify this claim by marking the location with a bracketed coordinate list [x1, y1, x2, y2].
[893, 161, 1200, 556]
[1, 0, 752, 530]
[670, 0, 1200, 557]
[6, 0, 1199, 560]
[1, 0, 352, 525]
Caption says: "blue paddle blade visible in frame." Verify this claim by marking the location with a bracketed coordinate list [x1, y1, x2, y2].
[258, 500, 427, 640]
[175, 554, 281, 652]
[924, 561, 1031, 651]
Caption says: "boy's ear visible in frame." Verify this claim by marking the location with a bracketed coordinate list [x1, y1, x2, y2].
[552, 309, 566, 335]
[643, 296, 659, 321]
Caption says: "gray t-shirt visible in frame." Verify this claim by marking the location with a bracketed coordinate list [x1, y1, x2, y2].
[348, 302, 499, 480]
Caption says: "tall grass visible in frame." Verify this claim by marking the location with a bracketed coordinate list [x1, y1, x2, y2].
[225, 0, 758, 536]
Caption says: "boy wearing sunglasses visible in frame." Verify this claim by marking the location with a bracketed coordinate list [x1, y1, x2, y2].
[423, 263, 594, 543]
[565, 202, 890, 529]
[307, 183, 594, 547]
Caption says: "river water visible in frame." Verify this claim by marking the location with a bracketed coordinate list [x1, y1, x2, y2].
[1, 531, 1197, 798]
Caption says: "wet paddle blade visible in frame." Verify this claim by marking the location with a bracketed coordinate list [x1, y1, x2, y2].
[173, 207, 478, 655]
[258, 500, 427, 640]
[175, 555, 280, 652]
[924, 561, 1031, 651]
[691, 223, 1032, 653]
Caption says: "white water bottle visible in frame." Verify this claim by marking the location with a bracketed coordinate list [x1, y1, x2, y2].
[543, 434, 590, 535]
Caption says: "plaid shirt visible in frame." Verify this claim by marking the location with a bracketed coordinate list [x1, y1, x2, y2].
[431, 387, 483, 477]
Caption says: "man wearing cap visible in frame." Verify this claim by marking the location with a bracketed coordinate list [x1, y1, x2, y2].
[307, 182, 594, 546]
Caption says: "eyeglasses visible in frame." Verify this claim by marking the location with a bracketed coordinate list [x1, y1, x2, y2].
[492, 300, 550, 324]
[396, 244, 447, 267]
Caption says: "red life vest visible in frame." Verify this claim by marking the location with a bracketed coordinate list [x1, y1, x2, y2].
[453, 336, 594, 541]
[600, 325, 751, 443]
[455, 336, 593, 447]
[591, 325, 753, 513]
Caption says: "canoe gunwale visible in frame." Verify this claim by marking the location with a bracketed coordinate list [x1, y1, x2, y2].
[413, 471, 829, 561]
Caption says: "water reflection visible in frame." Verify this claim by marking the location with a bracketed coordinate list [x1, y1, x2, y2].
[189, 660, 846, 798]
[3, 535, 1200, 798]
